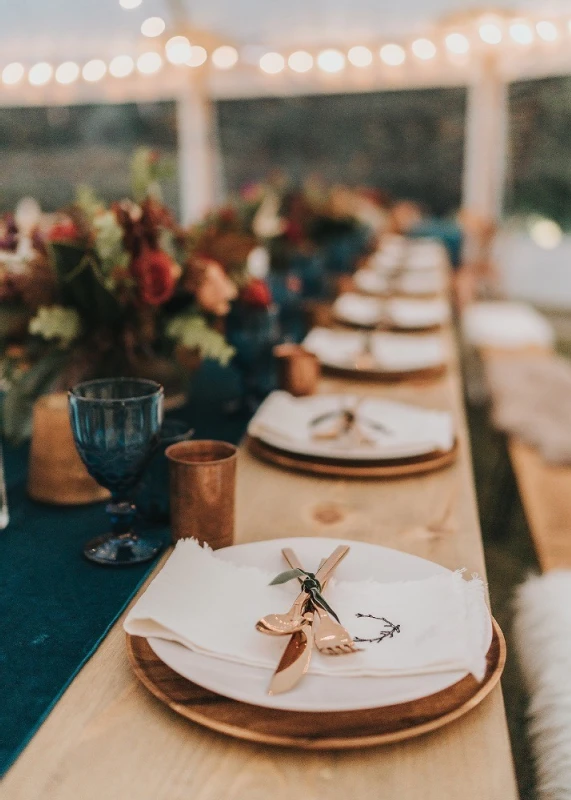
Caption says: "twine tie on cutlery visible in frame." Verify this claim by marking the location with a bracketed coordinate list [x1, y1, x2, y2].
[270, 569, 341, 623]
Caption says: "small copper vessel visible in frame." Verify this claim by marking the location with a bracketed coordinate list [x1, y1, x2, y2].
[274, 344, 320, 397]
[27, 393, 110, 505]
[166, 440, 237, 549]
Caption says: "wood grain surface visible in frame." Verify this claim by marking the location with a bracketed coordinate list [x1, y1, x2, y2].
[1, 326, 518, 800]
[126, 620, 506, 748]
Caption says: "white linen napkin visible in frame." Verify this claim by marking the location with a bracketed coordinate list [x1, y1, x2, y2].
[387, 298, 450, 328]
[303, 327, 445, 371]
[248, 391, 454, 453]
[462, 301, 555, 348]
[354, 269, 389, 295]
[333, 293, 383, 326]
[124, 539, 488, 681]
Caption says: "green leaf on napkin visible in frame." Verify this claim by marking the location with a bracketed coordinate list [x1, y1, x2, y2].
[269, 568, 308, 585]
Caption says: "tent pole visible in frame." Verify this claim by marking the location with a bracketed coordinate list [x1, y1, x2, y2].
[176, 73, 219, 224]
[462, 52, 507, 222]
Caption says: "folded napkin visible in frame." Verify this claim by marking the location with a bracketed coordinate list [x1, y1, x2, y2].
[462, 301, 555, 348]
[387, 298, 450, 328]
[354, 269, 389, 295]
[303, 327, 445, 371]
[124, 539, 488, 681]
[486, 356, 571, 464]
[398, 270, 445, 295]
[334, 293, 383, 326]
[405, 241, 448, 271]
[248, 391, 454, 454]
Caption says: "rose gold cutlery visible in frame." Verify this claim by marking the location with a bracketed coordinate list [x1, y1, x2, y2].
[282, 548, 361, 656]
[257, 544, 349, 635]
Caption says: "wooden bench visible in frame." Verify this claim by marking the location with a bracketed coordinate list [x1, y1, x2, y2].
[480, 346, 571, 572]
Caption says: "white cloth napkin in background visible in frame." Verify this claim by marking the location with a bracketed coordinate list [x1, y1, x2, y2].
[303, 327, 445, 371]
[124, 539, 488, 681]
[248, 391, 454, 454]
[387, 298, 450, 328]
[334, 293, 383, 326]
[462, 301, 555, 349]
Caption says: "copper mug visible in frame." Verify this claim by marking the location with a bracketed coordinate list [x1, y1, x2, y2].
[273, 344, 320, 397]
[166, 440, 237, 549]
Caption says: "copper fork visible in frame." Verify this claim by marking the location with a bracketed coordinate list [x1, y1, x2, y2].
[282, 548, 361, 656]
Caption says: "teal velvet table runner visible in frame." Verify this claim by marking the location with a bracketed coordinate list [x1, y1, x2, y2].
[0, 361, 250, 776]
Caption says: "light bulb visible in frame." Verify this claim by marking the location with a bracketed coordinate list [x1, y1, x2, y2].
[186, 46, 208, 67]
[411, 38, 436, 60]
[55, 61, 80, 84]
[529, 218, 562, 249]
[380, 43, 406, 66]
[445, 32, 470, 54]
[288, 51, 313, 73]
[166, 36, 192, 64]
[29, 62, 53, 86]
[510, 21, 534, 45]
[348, 46, 372, 67]
[2, 62, 24, 85]
[141, 17, 165, 38]
[109, 55, 135, 78]
[536, 21, 558, 42]
[259, 52, 285, 74]
[82, 59, 107, 82]
[479, 22, 502, 45]
[136, 52, 162, 74]
[211, 46, 238, 69]
[317, 49, 345, 73]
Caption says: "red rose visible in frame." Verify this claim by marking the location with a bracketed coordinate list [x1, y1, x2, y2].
[48, 220, 80, 242]
[240, 279, 272, 309]
[131, 249, 177, 306]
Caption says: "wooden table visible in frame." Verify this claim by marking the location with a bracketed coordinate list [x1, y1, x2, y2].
[1, 329, 517, 800]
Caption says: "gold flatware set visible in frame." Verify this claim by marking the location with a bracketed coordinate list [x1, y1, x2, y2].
[256, 544, 361, 694]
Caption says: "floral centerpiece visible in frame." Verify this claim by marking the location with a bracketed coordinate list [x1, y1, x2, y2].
[0, 151, 237, 442]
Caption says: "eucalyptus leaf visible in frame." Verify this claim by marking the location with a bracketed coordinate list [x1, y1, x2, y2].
[269, 568, 307, 586]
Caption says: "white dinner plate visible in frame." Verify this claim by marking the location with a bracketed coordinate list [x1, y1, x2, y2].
[333, 293, 450, 329]
[247, 394, 454, 461]
[148, 537, 492, 713]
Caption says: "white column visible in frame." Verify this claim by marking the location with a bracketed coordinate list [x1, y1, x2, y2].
[176, 76, 220, 224]
[462, 53, 508, 221]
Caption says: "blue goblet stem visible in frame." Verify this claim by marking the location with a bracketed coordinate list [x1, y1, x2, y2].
[107, 497, 136, 536]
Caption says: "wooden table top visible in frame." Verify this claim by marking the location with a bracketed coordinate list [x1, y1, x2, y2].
[1, 327, 517, 800]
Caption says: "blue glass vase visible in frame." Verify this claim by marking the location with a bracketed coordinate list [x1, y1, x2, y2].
[68, 378, 164, 566]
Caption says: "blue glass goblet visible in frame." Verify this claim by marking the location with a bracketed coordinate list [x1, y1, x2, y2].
[68, 378, 164, 566]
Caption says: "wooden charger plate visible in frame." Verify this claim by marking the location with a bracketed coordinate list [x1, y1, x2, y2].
[126, 620, 505, 749]
[246, 435, 458, 479]
[321, 361, 447, 383]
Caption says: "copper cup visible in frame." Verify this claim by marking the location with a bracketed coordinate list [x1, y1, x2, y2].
[27, 393, 110, 505]
[166, 440, 237, 548]
[274, 344, 320, 397]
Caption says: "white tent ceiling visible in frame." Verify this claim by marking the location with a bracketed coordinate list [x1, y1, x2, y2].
[3, 0, 571, 62]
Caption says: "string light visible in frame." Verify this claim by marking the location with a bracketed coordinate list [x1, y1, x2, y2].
[411, 38, 436, 60]
[211, 46, 238, 69]
[55, 61, 80, 84]
[119, 0, 142, 8]
[109, 55, 135, 77]
[445, 32, 470, 54]
[509, 21, 534, 45]
[288, 51, 313, 73]
[166, 36, 192, 64]
[136, 51, 162, 74]
[260, 52, 285, 74]
[28, 62, 53, 86]
[141, 17, 165, 38]
[186, 46, 208, 67]
[2, 62, 24, 85]
[82, 59, 107, 82]
[380, 43, 406, 66]
[479, 22, 502, 44]
[317, 49, 345, 73]
[347, 46, 372, 67]
[529, 217, 562, 249]
[536, 21, 558, 42]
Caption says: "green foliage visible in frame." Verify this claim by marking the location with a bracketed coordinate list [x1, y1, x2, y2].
[50, 243, 123, 327]
[167, 313, 235, 366]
